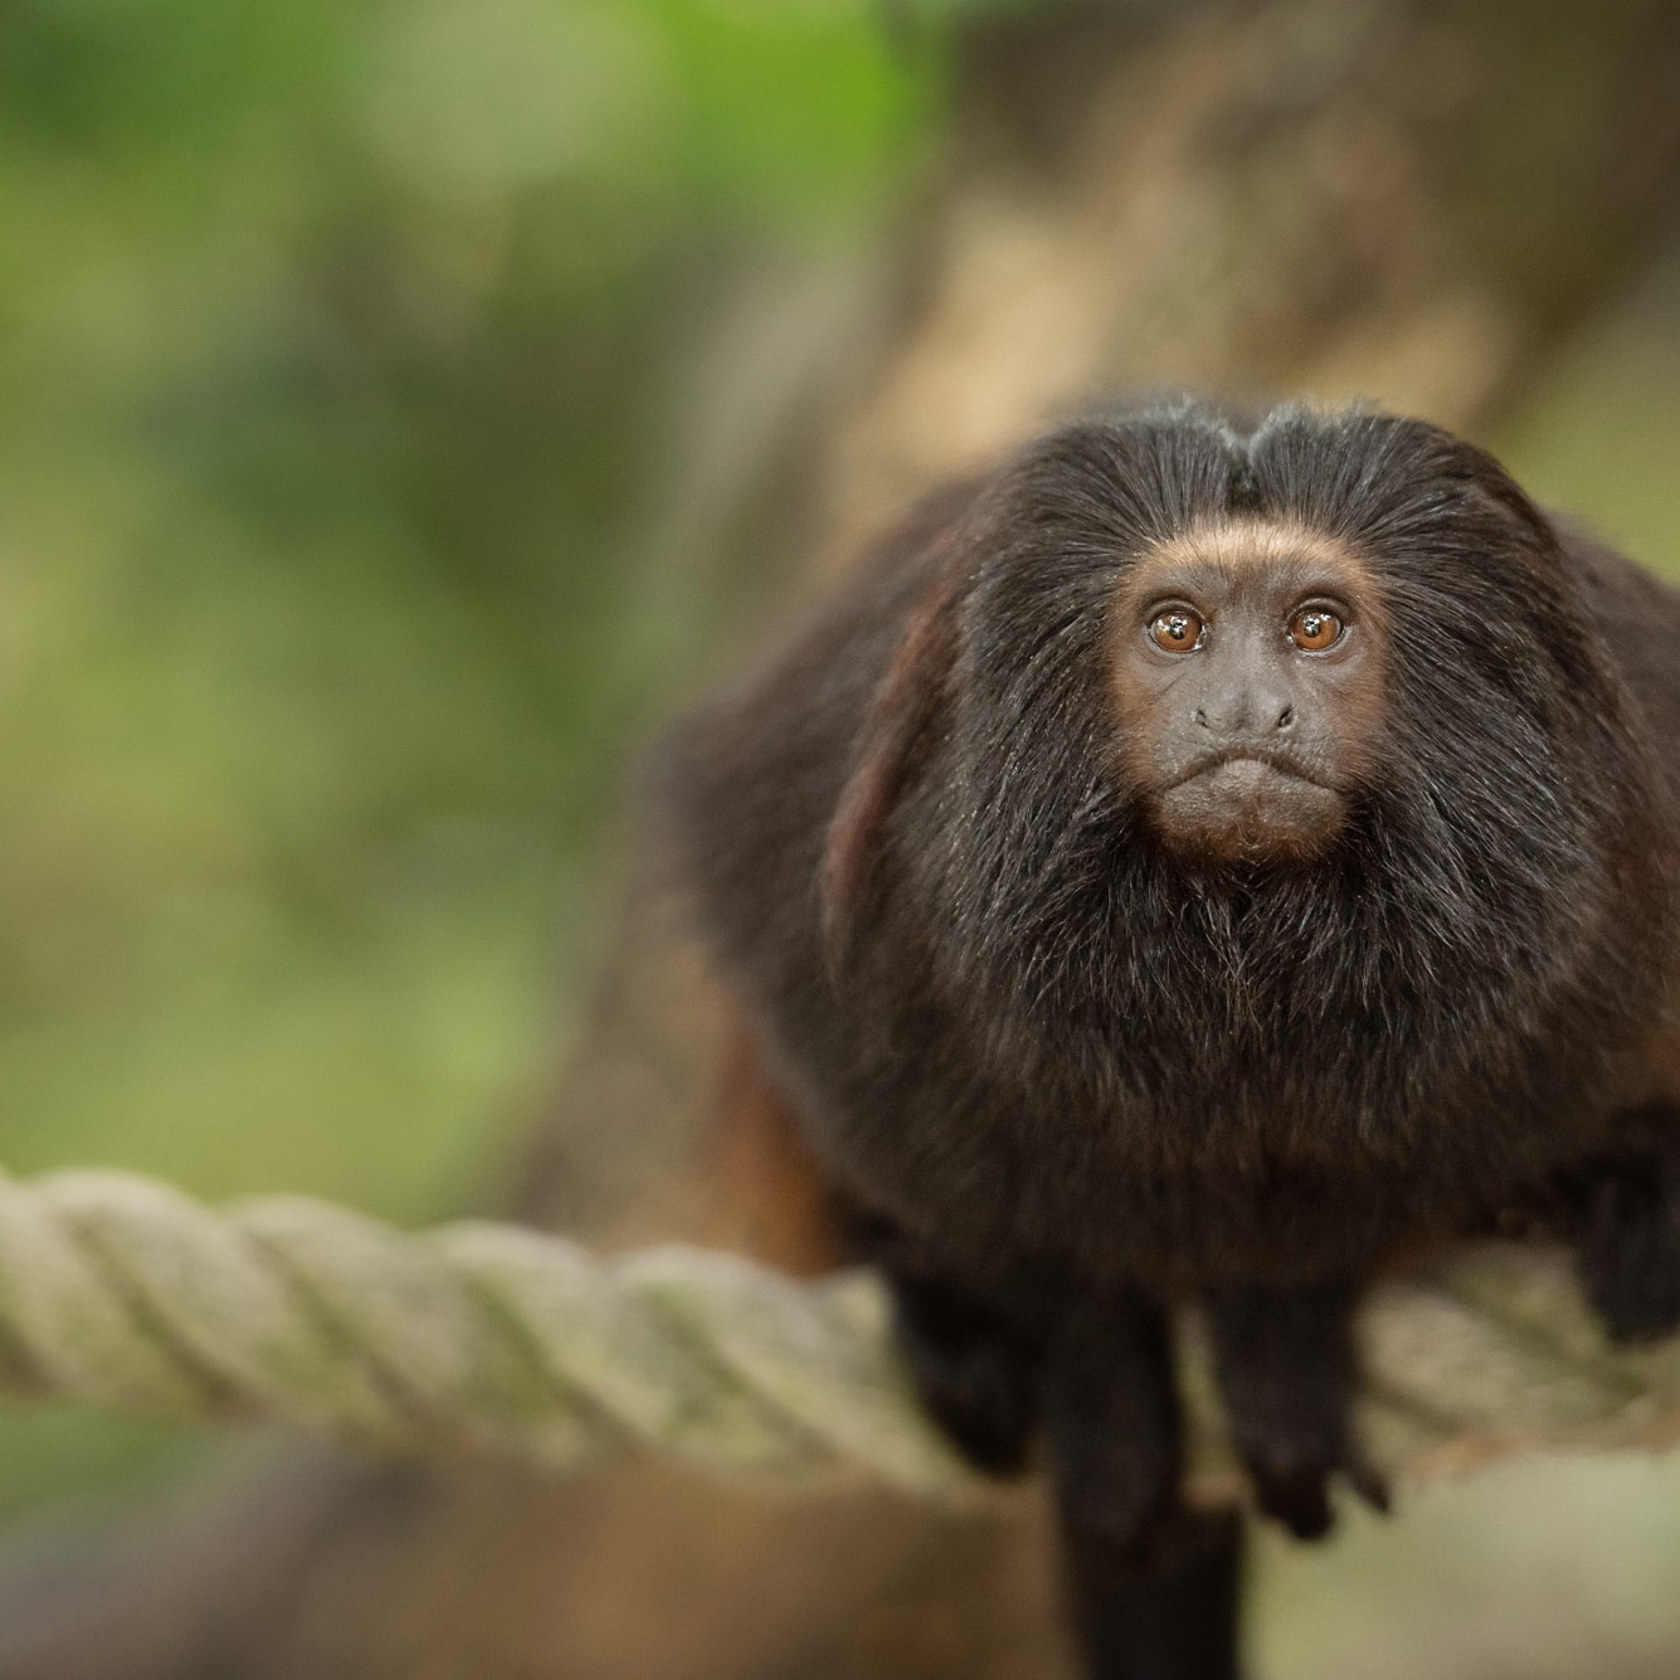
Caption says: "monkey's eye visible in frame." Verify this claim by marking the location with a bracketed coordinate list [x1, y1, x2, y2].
[1288, 607, 1344, 652]
[1148, 609, 1205, 653]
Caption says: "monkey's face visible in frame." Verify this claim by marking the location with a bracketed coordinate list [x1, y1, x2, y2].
[1111, 518, 1386, 865]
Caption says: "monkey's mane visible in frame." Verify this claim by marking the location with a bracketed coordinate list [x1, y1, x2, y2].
[880, 405, 1675, 1197]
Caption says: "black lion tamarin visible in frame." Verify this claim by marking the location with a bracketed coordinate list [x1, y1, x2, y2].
[660, 399, 1680, 1679]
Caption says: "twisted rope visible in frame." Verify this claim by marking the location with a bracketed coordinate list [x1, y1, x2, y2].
[0, 1167, 972, 1493]
[0, 1165, 1675, 1498]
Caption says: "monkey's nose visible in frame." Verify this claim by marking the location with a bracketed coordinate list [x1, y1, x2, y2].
[1193, 691, 1295, 738]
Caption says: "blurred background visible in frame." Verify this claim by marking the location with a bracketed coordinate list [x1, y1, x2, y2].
[4, 0, 1680, 1676]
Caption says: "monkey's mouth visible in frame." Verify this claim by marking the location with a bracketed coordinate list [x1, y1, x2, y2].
[1152, 753, 1347, 863]
[1161, 747, 1333, 794]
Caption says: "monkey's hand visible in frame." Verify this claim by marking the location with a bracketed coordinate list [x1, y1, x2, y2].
[886, 1269, 1041, 1475]
[1577, 1146, 1680, 1343]
[1205, 1280, 1388, 1541]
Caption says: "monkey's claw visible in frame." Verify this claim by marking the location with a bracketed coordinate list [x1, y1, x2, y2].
[1245, 1442, 1388, 1541]
[1250, 1460, 1332, 1540]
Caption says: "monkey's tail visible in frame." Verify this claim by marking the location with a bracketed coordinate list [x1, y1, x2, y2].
[1063, 1506, 1245, 1680]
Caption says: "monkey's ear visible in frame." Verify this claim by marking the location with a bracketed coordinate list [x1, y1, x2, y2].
[819, 552, 967, 967]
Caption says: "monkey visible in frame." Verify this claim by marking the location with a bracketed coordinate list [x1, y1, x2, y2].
[657, 398, 1680, 1679]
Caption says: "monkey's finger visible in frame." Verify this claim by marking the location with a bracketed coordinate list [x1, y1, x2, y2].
[1344, 1446, 1391, 1515]
[1251, 1465, 1334, 1541]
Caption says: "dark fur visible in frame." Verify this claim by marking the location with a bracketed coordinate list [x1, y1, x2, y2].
[659, 400, 1680, 1678]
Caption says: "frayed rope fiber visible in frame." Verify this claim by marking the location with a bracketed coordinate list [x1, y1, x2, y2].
[0, 1165, 1676, 1498]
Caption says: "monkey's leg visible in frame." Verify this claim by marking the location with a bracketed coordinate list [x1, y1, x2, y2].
[1045, 1293, 1244, 1680]
[1204, 1279, 1387, 1541]
[1577, 1106, 1680, 1342]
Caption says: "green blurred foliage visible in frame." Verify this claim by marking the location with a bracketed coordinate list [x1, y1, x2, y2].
[0, 0, 939, 1207]
[0, 0, 951, 1517]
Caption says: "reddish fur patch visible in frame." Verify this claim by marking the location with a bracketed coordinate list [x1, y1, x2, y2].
[1128, 516, 1380, 594]
[703, 1024, 841, 1275]
[820, 549, 967, 964]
